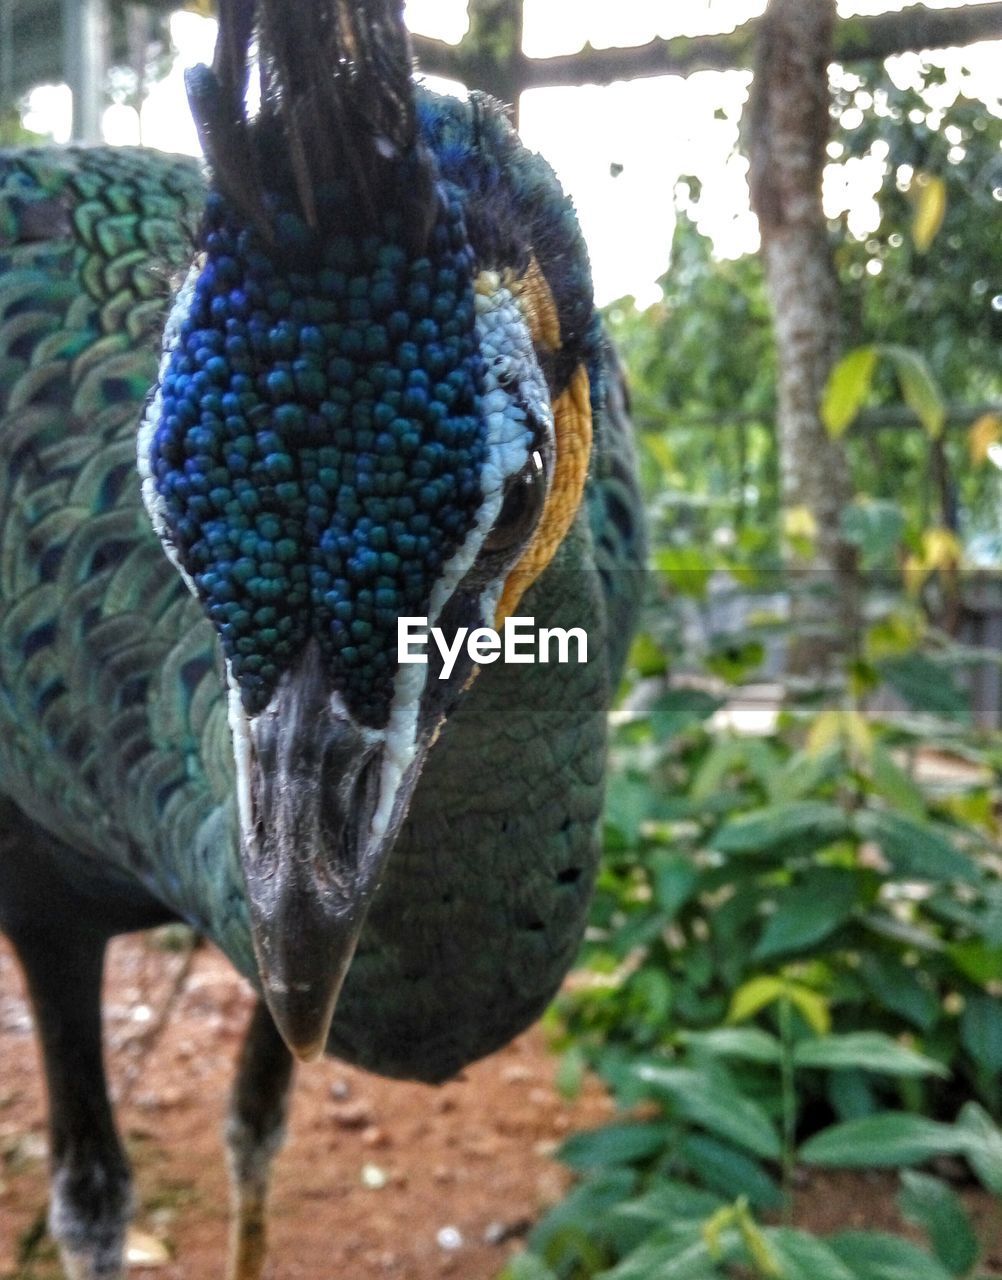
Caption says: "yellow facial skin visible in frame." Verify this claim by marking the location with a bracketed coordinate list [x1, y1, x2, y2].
[496, 362, 592, 625]
[517, 255, 561, 354]
[494, 260, 594, 626]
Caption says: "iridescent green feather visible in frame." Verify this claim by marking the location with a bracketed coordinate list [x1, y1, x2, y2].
[0, 136, 645, 1083]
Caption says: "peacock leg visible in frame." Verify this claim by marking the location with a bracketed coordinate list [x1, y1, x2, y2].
[225, 998, 295, 1280]
[12, 924, 132, 1280]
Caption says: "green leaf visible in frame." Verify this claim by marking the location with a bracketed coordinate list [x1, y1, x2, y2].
[636, 1064, 781, 1159]
[558, 1122, 671, 1172]
[728, 976, 787, 1023]
[498, 1256, 560, 1280]
[948, 939, 1002, 984]
[650, 852, 700, 918]
[868, 744, 925, 819]
[605, 775, 653, 845]
[713, 801, 852, 858]
[911, 173, 947, 253]
[783, 984, 833, 1036]
[858, 956, 939, 1032]
[753, 870, 858, 961]
[629, 632, 668, 678]
[650, 689, 722, 741]
[879, 344, 947, 438]
[702, 1206, 737, 1263]
[614, 1180, 726, 1226]
[710, 889, 764, 954]
[735, 1209, 781, 1278]
[800, 1113, 963, 1168]
[727, 977, 831, 1035]
[680, 1027, 782, 1064]
[806, 708, 873, 762]
[555, 1046, 586, 1101]
[822, 346, 878, 437]
[956, 1102, 1002, 1194]
[544, 1226, 611, 1277]
[763, 1228, 858, 1280]
[690, 737, 749, 803]
[960, 995, 1002, 1073]
[628, 968, 673, 1026]
[898, 1171, 979, 1275]
[792, 1032, 948, 1079]
[769, 747, 844, 804]
[855, 810, 979, 883]
[640, 430, 675, 478]
[862, 913, 944, 954]
[878, 654, 969, 722]
[530, 1170, 638, 1257]
[680, 1134, 783, 1211]
[656, 546, 714, 598]
[866, 612, 921, 662]
[597, 1231, 720, 1280]
[831, 1231, 954, 1280]
[705, 637, 766, 683]
[969, 411, 1002, 464]
[739, 739, 784, 791]
[841, 500, 906, 567]
[828, 1070, 879, 1123]
[690, 736, 782, 804]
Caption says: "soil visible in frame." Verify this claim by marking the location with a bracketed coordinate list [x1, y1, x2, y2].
[1, 932, 1000, 1280]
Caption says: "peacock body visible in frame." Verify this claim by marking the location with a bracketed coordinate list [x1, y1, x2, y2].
[0, 3, 644, 1275]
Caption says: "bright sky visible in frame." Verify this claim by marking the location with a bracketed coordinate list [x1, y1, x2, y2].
[23, 0, 1002, 307]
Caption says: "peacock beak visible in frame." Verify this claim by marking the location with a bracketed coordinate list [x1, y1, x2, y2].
[233, 640, 398, 1062]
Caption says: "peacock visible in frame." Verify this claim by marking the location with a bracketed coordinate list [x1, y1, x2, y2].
[0, 1, 645, 1276]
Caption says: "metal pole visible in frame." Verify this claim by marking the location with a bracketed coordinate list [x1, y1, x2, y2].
[1, 1, 14, 111]
[64, 0, 107, 142]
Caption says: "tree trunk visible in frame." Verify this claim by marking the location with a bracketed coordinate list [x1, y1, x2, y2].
[413, 0, 526, 123]
[747, 0, 858, 674]
[465, 0, 525, 121]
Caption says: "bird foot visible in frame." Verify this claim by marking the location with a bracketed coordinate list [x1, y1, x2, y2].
[49, 1160, 132, 1280]
[57, 1243, 125, 1280]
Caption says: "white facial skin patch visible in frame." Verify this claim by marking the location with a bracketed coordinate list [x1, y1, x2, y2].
[227, 664, 255, 850]
[137, 258, 203, 600]
[371, 271, 556, 843]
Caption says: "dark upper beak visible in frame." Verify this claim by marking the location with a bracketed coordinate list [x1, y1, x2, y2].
[237, 639, 393, 1062]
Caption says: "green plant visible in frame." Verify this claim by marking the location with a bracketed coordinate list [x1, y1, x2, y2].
[499, 610, 1002, 1278]
[500, 1163, 1001, 1280]
[499, 55, 1002, 1280]
[608, 63, 1002, 564]
[567, 661, 1002, 1105]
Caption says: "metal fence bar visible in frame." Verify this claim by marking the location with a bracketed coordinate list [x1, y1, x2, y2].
[655, 403, 1002, 433]
[1, 2, 14, 109]
[63, 0, 107, 142]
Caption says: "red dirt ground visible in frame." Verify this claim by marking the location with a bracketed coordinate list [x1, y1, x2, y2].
[1, 931, 615, 1279]
[2, 932, 1000, 1279]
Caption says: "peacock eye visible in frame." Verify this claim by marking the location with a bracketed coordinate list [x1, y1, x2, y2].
[483, 449, 547, 557]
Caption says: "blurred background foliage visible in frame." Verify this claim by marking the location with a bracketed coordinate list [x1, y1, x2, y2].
[504, 56, 1002, 1280]
[610, 62, 1002, 568]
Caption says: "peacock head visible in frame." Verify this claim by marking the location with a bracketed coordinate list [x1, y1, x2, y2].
[137, 0, 595, 1059]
